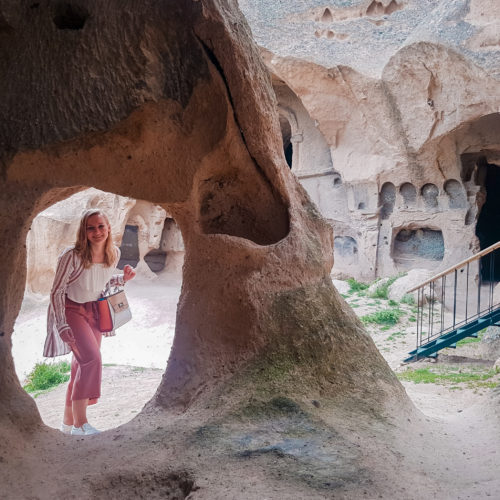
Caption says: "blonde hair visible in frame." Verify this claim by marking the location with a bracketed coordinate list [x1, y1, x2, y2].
[74, 209, 116, 268]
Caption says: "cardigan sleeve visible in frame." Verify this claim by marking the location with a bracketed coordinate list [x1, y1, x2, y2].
[49, 248, 75, 336]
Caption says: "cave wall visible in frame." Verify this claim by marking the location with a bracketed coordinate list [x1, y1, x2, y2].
[0, 0, 405, 447]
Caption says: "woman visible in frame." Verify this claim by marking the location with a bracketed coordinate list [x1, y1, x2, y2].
[44, 208, 136, 436]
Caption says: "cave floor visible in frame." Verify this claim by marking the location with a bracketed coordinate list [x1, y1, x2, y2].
[9, 276, 500, 499]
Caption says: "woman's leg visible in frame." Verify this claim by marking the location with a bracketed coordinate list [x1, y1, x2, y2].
[64, 302, 102, 427]
[72, 399, 89, 428]
[63, 354, 78, 426]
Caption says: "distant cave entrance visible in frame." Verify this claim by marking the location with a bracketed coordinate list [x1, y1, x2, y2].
[279, 114, 293, 169]
[119, 224, 140, 268]
[475, 162, 500, 280]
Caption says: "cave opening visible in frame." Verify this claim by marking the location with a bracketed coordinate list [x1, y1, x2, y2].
[12, 187, 184, 433]
[279, 114, 293, 169]
[475, 161, 500, 280]
[392, 227, 444, 270]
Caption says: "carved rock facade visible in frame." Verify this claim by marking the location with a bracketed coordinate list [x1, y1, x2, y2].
[241, 0, 500, 281]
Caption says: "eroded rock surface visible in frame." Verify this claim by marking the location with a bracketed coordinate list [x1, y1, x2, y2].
[241, 0, 500, 281]
[0, 0, 466, 498]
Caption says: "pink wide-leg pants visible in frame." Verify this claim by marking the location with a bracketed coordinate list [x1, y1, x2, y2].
[64, 298, 102, 406]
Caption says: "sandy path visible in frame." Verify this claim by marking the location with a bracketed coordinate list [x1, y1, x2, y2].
[34, 365, 164, 431]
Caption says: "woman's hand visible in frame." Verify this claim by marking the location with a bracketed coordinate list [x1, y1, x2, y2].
[60, 329, 76, 345]
[123, 265, 136, 283]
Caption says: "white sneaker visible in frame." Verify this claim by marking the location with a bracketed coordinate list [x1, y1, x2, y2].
[60, 423, 73, 435]
[71, 423, 101, 435]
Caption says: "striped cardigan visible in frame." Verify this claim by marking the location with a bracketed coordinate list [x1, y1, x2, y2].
[44, 246, 124, 358]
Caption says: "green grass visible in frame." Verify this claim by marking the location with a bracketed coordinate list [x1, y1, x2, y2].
[361, 308, 402, 326]
[397, 366, 500, 388]
[401, 294, 416, 306]
[347, 278, 369, 293]
[455, 329, 486, 347]
[23, 361, 71, 395]
[388, 299, 398, 307]
[387, 331, 404, 341]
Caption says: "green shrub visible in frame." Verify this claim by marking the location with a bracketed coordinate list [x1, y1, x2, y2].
[361, 308, 402, 325]
[347, 278, 369, 293]
[23, 361, 71, 394]
[369, 274, 403, 300]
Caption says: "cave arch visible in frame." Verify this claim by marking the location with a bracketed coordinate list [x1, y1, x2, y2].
[421, 183, 439, 209]
[379, 182, 396, 219]
[13, 189, 184, 430]
[278, 106, 299, 169]
[443, 179, 467, 209]
[0, 4, 407, 497]
[400, 182, 417, 207]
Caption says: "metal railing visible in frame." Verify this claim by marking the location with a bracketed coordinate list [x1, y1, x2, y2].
[407, 241, 500, 350]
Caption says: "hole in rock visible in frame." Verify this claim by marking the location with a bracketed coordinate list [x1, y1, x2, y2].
[366, 1, 385, 16]
[475, 162, 500, 280]
[366, 0, 401, 16]
[279, 113, 293, 169]
[400, 182, 417, 207]
[385, 0, 400, 15]
[12, 188, 184, 432]
[321, 8, 333, 23]
[465, 208, 474, 226]
[392, 227, 444, 270]
[421, 183, 439, 209]
[53, 2, 88, 30]
[334, 236, 358, 266]
[379, 182, 396, 219]
[198, 142, 289, 244]
[444, 179, 467, 209]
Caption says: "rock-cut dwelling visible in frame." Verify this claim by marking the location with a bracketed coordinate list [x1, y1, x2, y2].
[240, 0, 500, 282]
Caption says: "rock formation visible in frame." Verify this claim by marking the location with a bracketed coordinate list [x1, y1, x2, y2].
[240, 0, 500, 281]
[2, 0, 489, 498]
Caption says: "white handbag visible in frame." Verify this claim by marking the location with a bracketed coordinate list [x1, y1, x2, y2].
[97, 285, 132, 333]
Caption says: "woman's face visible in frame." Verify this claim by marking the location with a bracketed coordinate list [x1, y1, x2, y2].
[86, 214, 110, 247]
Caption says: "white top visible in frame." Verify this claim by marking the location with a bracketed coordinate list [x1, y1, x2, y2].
[66, 262, 119, 303]
[45, 246, 125, 357]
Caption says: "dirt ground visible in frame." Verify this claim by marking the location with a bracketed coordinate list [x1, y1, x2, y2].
[11, 277, 500, 499]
